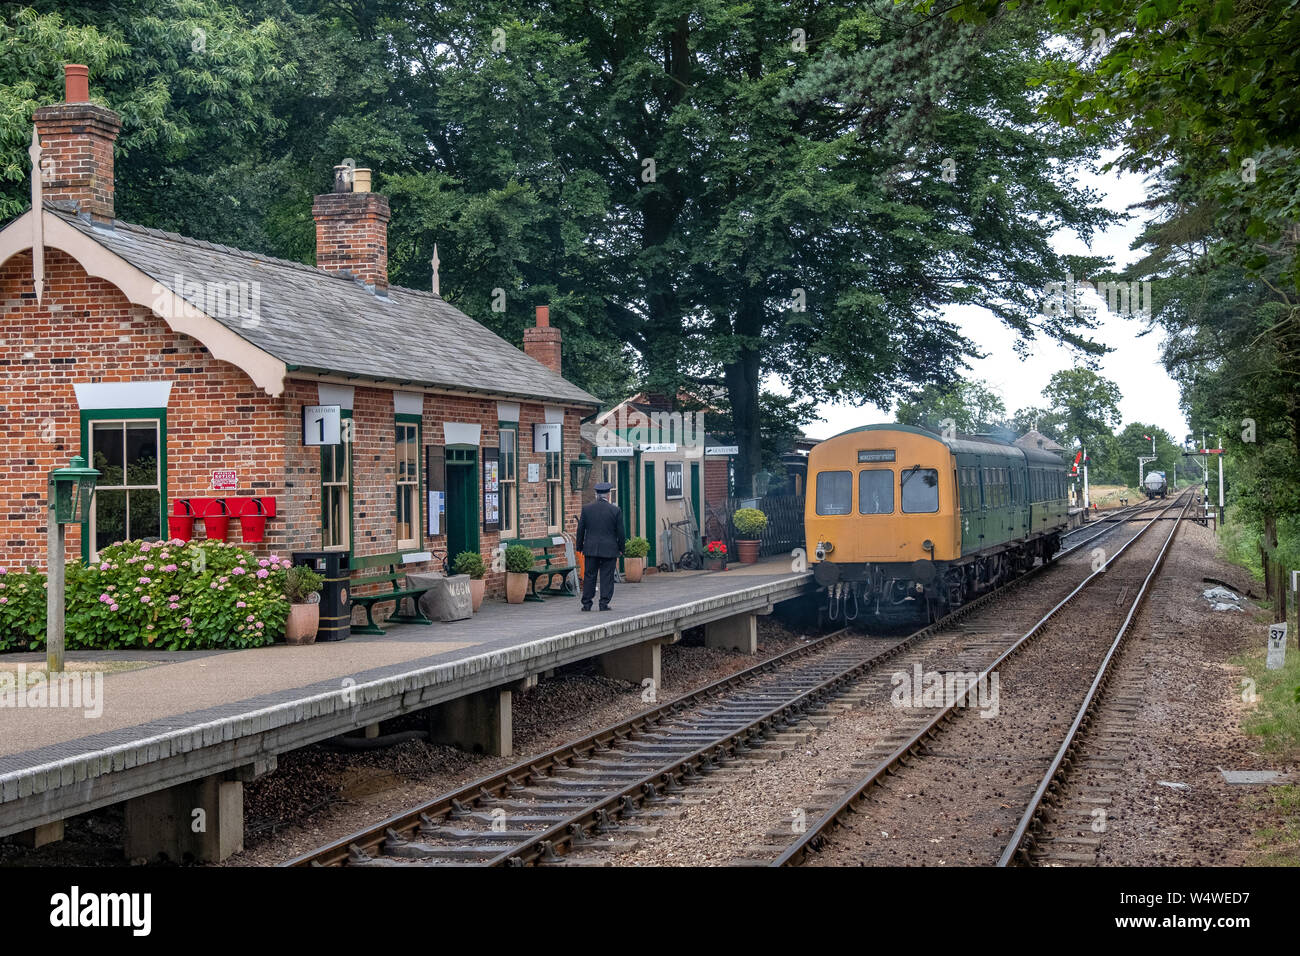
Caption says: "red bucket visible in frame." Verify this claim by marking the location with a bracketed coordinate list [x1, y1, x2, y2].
[167, 515, 194, 542]
[240, 511, 267, 543]
[202, 515, 230, 541]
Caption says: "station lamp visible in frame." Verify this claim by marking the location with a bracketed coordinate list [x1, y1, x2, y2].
[48, 455, 99, 524]
[46, 455, 99, 673]
[569, 452, 594, 492]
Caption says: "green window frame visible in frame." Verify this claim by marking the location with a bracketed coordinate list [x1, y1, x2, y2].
[498, 422, 519, 539]
[395, 413, 423, 550]
[545, 446, 563, 533]
[321, 409, 354, 551]
[80, 408, 168, 560]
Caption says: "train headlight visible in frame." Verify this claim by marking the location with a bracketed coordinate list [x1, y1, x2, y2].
[922, 539, 933, 553]
[815, 539, 833, 561]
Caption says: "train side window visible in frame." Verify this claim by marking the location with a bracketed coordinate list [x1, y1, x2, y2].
[901, 467, 940, 514]
[858, 469, 894, 514]
[815, 470, 853, 515]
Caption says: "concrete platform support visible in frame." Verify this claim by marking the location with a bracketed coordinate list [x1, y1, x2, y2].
[427, 687, 513, 757]
[17, 819, 64, 849]
[123, 774, 243, 863]
[705, 612, 758, 654]
[597, 640, 662, 688]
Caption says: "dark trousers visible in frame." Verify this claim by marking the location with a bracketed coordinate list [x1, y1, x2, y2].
[582, 555, 617, 608]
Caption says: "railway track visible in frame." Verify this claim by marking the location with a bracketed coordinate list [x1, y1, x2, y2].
[285, 500, 1163, 867]
[768, 490, 1193, 867]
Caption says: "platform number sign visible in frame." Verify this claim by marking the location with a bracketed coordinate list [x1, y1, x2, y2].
[303, 405, 342, 446]
[664, 461, 683, 500]
[533, 422, 561, 452]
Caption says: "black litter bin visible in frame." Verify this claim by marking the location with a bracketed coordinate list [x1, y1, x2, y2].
[293, 550, 351, 641]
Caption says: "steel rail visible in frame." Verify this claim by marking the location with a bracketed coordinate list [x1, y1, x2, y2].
[286, 499, 1161, 867]
[770, 489, 1191, 866]
[996, 491, 1193, 866]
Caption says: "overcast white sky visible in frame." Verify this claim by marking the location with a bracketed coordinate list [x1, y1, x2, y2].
[799, 157, 1190, 444]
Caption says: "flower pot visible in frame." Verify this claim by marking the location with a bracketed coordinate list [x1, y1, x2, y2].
[505, 571, 529, 604]
[469, 577, 486, 612]
[624, 556, 645, 582]
[285, 602, 320, 645]
[735, 539, 761, 564]
[706, 558, 728, 571]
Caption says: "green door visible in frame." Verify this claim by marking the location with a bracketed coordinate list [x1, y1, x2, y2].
[445, 446, 479, 560]
[617, 459, 631, 540]
[644, 461, 656, 565]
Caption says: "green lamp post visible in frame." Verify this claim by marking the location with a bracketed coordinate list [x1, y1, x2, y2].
[47, 455, 99, 673]
[569, 452, 594, 493]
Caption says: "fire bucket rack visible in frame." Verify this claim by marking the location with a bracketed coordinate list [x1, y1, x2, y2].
[168, 496, 277, 544]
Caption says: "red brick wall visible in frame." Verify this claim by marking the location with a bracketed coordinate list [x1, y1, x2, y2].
[0, 249, 286, 568]
[1, 246, 588, 624]
[522, 325, 561, 375]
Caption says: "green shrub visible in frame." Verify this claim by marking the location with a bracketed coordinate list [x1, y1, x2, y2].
[452, 550, 486, 579]
[733, 507, 768, 538]
[504, 543, 536, 574]
[0, 539, 290, 652]
[624, 536, 650, 558]
[284, 565, 324, 603]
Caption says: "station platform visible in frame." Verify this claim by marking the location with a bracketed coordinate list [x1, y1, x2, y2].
[0, 556, 811, 860]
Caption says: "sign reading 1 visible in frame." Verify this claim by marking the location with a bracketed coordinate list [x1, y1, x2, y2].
[533, 422, 562, 452]
[303, 405, 342, 446]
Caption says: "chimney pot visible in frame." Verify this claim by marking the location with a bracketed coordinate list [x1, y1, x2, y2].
[64, 64, 89, 103]
[353, 168, 372, 193]
[535, 305, 550, 327]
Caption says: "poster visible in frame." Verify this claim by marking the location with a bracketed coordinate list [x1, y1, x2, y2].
[484, 491, 499, 524]
[428, 490, 444, 535]
[484, 459, 499, 492]
[527, 463, 540, 483]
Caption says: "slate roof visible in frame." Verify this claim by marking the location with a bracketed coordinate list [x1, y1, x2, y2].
[1015, 429, 1064, 453]
[51, 206, 599, 406]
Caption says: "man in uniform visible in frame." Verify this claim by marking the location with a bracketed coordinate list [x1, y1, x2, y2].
[576, 481, 625, 611]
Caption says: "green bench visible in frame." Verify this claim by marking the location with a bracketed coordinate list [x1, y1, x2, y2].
[513, 536, 576, 602]
[350, 552, 436, 635]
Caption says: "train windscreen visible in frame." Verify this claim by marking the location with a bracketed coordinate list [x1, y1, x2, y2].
[816, 470, 852, 515]
[901, 467, 940, 513]
[858, 469, 894, 514]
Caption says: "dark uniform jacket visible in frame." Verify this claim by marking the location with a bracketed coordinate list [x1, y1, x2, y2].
[576, 498, 625, 558]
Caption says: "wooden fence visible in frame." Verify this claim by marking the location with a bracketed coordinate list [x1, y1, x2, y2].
[705, 494, 806, 558]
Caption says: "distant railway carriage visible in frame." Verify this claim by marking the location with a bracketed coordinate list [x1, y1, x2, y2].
[1143, 470, 1168, 499]
[805, 425, 1070, 621]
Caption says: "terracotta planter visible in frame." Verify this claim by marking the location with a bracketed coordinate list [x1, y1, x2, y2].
[469, 577, 486, 612]
[706, 557, 728, 571]
[735, 539, 761, 564]
[624, 556, 645, 582]
[505, 571, 529, 604]
[285, 602, 320, 645]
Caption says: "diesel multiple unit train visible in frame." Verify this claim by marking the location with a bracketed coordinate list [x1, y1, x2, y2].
[805, 425, 1070, 621]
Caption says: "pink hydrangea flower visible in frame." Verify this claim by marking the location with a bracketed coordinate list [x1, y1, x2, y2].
[236, 601, 247, 608]
[163, 564, 178, 572]
[100, 563, 110, 571]
[245, 614, 255, 622]
[109, 603, 119, 611]
[256, 568, 269, 579]
[231, 566, 247, 576]
[140, 595, 151, 604]
[258, 559, 270, 568]
[0, 597, 7, 605]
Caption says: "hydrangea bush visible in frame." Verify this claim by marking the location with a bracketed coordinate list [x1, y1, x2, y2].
[0, 539, 292, 652]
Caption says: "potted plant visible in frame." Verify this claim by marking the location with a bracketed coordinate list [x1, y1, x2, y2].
[704, 539, 728, 571]
[452, 550, 487, 611]
[732, 507, 768, 564]
[283, 564, 325, 645]
[623, 536, 650, 582]
[504, 543, 535, 604]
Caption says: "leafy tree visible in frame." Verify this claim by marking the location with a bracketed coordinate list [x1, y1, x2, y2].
[1042, 366, 1122, 456]
[895, 379, 1007, 435]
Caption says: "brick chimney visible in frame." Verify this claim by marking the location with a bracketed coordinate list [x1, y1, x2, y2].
[32, 64, 122, 223]
[524, 305, 562, 374]
[312, 165, 390, 293]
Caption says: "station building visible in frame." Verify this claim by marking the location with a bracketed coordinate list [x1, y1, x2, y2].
[0, 66, 599, 608]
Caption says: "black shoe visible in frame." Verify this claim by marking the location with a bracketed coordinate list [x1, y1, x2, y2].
[581, 604, 592, 612]
[599, 604, 610, 611]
